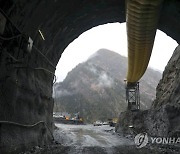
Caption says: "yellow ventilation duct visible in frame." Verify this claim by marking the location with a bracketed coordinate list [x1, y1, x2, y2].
[126, 0, 163, 83]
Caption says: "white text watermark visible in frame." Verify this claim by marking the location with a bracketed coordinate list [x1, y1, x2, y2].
[134, 133, 180, 148]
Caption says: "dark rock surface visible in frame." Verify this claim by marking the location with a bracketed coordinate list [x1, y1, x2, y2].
[153, 46, 180, 108]
[116, 46, 180, 138]
[0, 45, 54, 153]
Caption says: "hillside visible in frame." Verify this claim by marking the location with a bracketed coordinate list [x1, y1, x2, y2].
[53, 49, 162, 122]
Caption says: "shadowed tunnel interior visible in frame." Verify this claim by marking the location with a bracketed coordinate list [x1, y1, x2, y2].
[0, 0, 180, 153]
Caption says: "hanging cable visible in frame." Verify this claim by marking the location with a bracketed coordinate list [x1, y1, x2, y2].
[0, 8, 56, 70]
[0, 8, 22, 34]
[34, 67, 56, 84]
[4, 42, 56, 70]
[0, 34, 22, 41]
[5, 51, 20, 62]
[14, 66, 57, 84]
[0, 120, 54, 140]
[32, 46, 56, 69]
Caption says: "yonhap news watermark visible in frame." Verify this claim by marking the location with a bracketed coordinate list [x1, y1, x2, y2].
[134, 132, 180, 148]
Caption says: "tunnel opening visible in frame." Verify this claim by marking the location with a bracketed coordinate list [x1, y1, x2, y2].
[53, 22, 178, 124]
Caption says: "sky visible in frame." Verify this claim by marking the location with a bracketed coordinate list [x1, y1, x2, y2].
[55, 23, 178, 82]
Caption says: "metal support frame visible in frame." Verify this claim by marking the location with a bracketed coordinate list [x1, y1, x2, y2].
[125, 81, 140, 111]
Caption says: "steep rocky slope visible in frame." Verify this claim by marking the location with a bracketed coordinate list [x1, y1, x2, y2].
[116, 45, 180, 137]
[54, 49, 161, 122]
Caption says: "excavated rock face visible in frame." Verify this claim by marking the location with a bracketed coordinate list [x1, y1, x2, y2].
[153, 46, 180, 108]
[116, 46, 180, 137]
[151, 45, 180, 137]
[0, 0, 180, 153]
[0, 43, 54, 153]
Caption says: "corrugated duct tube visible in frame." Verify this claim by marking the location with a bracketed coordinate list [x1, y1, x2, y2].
[126, 0, 163, 83]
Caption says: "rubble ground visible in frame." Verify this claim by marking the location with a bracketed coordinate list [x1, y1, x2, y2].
[22, 124, 180, 154]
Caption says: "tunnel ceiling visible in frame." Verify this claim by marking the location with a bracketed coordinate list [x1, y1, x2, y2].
[0, 0, 180, 66]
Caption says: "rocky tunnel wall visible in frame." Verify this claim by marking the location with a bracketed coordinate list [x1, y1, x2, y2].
[0, 30, 54, 153]
[0, 0, 180, 153]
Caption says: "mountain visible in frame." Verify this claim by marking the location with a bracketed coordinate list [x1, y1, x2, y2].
[53, 49, 162, 123]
